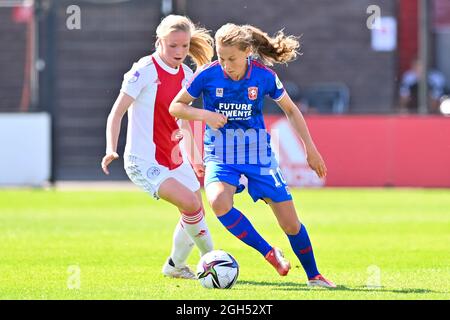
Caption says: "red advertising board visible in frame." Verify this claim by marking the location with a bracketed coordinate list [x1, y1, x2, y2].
[190, 116, 449, 187]
[264, 115, 450, 187]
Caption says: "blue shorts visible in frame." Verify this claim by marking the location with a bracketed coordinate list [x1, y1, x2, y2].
[204, 161, 293, 203]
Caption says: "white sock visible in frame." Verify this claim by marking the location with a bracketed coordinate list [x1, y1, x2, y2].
[169, 219, 195, 267]
[181, 208, 214, 256]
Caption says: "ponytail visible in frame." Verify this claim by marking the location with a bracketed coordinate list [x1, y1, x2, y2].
[215, 23, 300, 66]
[189, 27, 214, 67]
[243, 25, 300, 66]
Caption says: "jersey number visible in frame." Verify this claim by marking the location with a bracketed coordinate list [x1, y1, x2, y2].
[269, 167, 287, 187]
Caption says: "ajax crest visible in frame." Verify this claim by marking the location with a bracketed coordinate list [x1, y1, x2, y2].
[147, 166, 161, 178]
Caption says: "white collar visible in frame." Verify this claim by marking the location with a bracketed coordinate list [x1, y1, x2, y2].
[153, 52, 180, 75]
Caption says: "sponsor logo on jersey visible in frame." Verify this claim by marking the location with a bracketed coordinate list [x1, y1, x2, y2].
[217, 103, 253, 120]
[248, 87, 258, 100]
[216, 88, 223, 97]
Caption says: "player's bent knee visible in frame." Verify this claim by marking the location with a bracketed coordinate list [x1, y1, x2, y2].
[280, 221, 301, 235]
[209, 196, 233, 216]
[180, 193, 202, 214]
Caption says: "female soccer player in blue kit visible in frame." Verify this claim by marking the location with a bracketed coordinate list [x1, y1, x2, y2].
[170, 23, 335, 288]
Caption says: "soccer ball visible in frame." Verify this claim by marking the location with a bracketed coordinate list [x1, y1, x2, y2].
[196, 250, 239, 289]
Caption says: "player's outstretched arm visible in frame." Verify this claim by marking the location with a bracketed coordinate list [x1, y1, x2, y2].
[276, 93, 327, 179]
[101, 92, 134, 175]
[170, 89, 227, 129]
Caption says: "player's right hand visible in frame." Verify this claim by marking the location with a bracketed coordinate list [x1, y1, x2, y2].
[101, 152, 119, 175]
[306, 148, 327, 179]
[205, 111, 227, 129]
[192, 163, 205, 178]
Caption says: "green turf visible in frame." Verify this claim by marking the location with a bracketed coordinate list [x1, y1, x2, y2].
[0, 188, 449, 300]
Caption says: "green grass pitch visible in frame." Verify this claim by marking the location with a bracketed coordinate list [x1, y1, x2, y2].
[0, 188, 449, 300]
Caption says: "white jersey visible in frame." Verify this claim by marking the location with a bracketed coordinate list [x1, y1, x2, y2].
[120, 53, 194, 170]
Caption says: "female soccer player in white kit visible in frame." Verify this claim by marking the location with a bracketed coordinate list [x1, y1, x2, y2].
[101, 15, 214, 279]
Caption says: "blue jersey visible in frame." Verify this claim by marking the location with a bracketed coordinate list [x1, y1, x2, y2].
[186, 58, 285, 166]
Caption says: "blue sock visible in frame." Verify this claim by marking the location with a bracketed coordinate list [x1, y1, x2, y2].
[218, 207, 272, 257]
[287, 224, 320, 279]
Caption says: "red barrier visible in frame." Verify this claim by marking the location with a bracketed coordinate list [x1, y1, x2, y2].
[265, 115, 450, 187]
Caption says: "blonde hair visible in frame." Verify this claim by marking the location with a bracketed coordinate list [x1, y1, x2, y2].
[215, 23, 300, 66]
[156, 15, 214, 67]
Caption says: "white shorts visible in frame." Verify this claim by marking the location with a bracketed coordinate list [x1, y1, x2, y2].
[124, 154, 200, 200]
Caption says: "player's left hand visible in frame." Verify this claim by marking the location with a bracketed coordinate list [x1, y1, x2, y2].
[192, 163, 205, 178]
[306, 147, 327, 179]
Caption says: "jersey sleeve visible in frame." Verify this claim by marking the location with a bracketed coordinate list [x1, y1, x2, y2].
[267, 71, 286, 101]
[185, 68, 205, 99]
[182, 64, 194, 85]
[120, 62, 150, 99]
